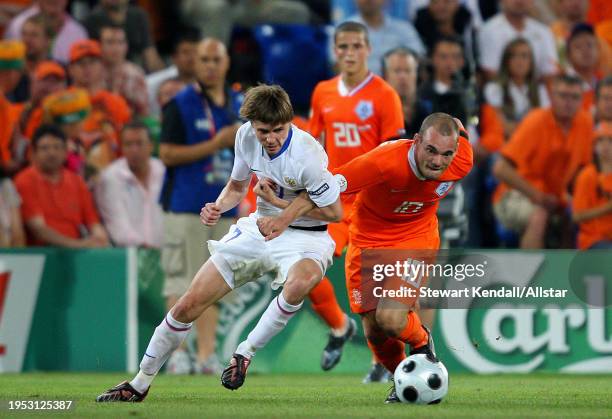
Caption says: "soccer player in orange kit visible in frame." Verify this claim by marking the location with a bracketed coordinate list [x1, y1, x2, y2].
[306, 20, 406, 373]
[333, 112, 473, 402]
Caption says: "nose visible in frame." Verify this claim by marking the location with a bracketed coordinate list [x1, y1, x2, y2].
[431, 155, 443, 167]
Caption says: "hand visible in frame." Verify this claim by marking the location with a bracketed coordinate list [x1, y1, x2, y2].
[453, 117, 466, 133]
[533, 191, 559, 211]
[200, 202, 222, 226]
[256, 216, 290, 241]
[214, 124, 239, 149]
[253, 178, 278, 203]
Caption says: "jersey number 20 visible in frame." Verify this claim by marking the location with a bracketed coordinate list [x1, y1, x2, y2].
[333, 122, 361, 147]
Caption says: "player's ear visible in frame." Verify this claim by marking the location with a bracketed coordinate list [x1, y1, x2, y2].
[413, 133, 422, 144]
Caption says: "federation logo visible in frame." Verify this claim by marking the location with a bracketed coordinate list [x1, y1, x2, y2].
[284, 176, 297, 188]
[354, 100, 373, 121]
[435, 181, 454, 197]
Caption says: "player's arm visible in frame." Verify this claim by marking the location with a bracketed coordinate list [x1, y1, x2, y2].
[333, 147, 386, 194]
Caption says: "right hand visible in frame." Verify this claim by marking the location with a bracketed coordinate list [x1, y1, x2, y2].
[253, 178, 278, 203]
[200, 202, 222, 226]
[533, 191, 559, 211]
[213, 124, 239, 149]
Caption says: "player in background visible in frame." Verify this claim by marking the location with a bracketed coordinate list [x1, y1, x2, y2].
[96, 85, 343, 402]
[307, 21, 406, 376]
[254, 113, 473, 402]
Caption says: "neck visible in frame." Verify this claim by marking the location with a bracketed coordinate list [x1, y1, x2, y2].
[130, 161, 150, 186]
[435, 73, 452, 86]
[200, 82, 225, 105]
[342, 69, 369, 90]
[555, 115, 574, 132]
[362, 11, 383, 28]
[105, 60, 123, 72]
[26, 56, 44, 74]
[510, 75, 527, 86]
[504, 12, 525, 30]
[574, 65, 595, 81]
[37, 166, 61, 182]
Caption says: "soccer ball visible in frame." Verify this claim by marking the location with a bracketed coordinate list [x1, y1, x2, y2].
[393, 354, 449, 404]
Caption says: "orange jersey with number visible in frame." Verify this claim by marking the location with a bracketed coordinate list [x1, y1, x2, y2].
[308, 73, 405, 171]
[333, 137, 473, 248]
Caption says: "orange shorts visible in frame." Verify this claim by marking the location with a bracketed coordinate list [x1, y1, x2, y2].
[345, 234, 440, 314]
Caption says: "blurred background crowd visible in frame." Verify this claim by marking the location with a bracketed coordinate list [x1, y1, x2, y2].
[1, 0, 611, 372]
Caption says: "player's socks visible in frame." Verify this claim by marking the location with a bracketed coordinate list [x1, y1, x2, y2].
[366, 337, 406, 373]
[308, 277, 347, 334]
[398, 310, 428, 349]
[244, 292, 302, 354]
[130, 312, 193, 393]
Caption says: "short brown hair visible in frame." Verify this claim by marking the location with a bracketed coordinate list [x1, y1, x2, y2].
[334, 21, 369, 45]
[418, 112, 459, 138]
[239, 84, 293, 125]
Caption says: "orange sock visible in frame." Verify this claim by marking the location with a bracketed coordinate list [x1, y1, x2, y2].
[398, 311, 428, 349]
[367, 337, 406, 373]
[308, 277, 346, 330]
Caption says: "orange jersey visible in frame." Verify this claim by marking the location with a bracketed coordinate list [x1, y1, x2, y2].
[573, 164, 612, 249]
[334, 137, 473, 248]
[308, 73, 404, 171]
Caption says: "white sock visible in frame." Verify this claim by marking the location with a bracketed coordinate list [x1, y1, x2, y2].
[130, 312, 192, 393]
[241, 293, 302, 357]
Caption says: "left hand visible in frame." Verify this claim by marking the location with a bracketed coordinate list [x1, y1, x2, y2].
[256, 216, 290, 241]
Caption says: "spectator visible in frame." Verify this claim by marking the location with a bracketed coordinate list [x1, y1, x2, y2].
[99, 23, 148, 116]
[345, 0, 425, 75]
[0, 169, 25, 247]
[95, 120, 164, 248]
[68, 39, 131, 175]
[573, 122, 612, 249]
[4, 0, 87, 64]
[0, 40, 25, 172]
[550, 0, 612, 75]
[84, 0, 165, 72]
[480, 38, 549, 156]
[146, 30, 198, 118]
[595, 76, 612, 122]
[159, 38, 241, 375]
[381, 46, 429, 137]
[15, 61, 67, 166]
[8, 13, 52, 103]
[14, 124, 108, 247]
[493, 75, 593, 248]
[418, 36, 472, 125]
[563, 24, 603, 113]
[478, 0, 558, 81]
[414, 0, 477, 68]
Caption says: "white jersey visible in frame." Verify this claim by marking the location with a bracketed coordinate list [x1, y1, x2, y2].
[231, 122, 339, 228]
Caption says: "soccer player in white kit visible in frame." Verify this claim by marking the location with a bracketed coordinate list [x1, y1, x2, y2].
[96, 85, 343, 402]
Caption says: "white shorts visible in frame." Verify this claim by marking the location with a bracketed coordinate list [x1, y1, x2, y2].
[208, 213, 335, 289]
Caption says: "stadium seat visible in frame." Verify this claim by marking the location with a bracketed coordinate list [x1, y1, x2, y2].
[253, 24, 333, 115]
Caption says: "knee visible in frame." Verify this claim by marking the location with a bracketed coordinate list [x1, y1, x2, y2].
[375, 310, 406, 338]
[172, 292, 199, 323]
[283, 272, 320, 305]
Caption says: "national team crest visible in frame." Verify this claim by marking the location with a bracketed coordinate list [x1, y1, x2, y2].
[284, 176, 297, 188]
[354, 100, 373, 121]
[435, 181, 454, 197]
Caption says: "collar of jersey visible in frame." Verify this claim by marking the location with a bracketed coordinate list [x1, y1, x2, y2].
[338, 72, 374, 97]
[408, 144, 426, 180]
[263, 127, 293, 160]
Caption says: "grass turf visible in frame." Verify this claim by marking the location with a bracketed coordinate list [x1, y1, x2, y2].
[0, 373, 611, 418]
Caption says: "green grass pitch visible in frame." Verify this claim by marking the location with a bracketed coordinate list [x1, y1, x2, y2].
[1, 373, 611, 418]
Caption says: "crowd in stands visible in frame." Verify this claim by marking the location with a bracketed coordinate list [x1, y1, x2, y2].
[0, 0, 611, 252]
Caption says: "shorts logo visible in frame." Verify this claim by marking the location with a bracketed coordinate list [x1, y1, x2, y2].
[284, 177, 297, 187]
[309, 183, 329, 196]
[354, 100, 373, 121]
[352, 289, 362, 306]
[436, 181, 454, 197]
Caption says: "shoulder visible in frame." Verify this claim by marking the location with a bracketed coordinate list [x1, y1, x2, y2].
[577, 164, 597, 182]
[520, 108, 551, 127]
[526, 17, 552, 34]
[234, 121, 254, 152]
[100, 158, 126, 181]
[480, 14, 504, 33]
[370, 75, 395, 93]
[14, 166, 37, 188]
[312, 77, 338, 97]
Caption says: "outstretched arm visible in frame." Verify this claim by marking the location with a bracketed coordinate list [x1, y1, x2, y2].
[200, 177, 252, 226]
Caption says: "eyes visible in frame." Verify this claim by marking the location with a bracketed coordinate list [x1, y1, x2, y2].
[426, 146, 454, 157]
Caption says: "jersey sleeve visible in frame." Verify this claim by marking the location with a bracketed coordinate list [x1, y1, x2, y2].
[230, 123, 251, 181]
[379, 87, 406, 140]
[300, 150, 340, 208]
[332, 145, 388, 194]
[307, 84, 324, 139]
